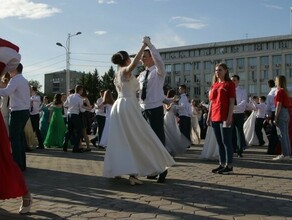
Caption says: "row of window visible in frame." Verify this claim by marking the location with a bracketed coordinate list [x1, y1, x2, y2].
[161, 40, 291, 60]
[164, 54, 292, 74]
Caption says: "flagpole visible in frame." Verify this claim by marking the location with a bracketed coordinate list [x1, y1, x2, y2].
[290, 7, 292, 34]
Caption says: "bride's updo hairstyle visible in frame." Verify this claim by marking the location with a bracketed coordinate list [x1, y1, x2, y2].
[111, 51, 129, 66]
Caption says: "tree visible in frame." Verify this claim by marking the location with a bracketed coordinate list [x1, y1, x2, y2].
[101, 66, 117, 99]
[77, 69, 103, 104]
[29, 80, 42, 91]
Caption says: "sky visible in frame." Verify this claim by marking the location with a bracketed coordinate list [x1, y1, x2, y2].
[1, 0, 292, 92]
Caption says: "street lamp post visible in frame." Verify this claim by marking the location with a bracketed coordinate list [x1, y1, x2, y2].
[56, 32, 81, 93]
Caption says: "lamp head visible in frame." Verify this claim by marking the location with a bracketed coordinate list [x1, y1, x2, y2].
[56, 42, 63, 47]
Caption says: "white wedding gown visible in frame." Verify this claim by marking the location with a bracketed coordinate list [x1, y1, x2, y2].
[164, 104, 191, 156]
[103, 74, 175, 178]
[200, 126, 219, 160]
[244, 111, 268, 146]
[99, 104, 112, 147]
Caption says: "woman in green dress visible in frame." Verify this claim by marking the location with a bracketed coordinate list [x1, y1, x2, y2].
[44, 93, 66, 148]
[40, 96, 50, 141]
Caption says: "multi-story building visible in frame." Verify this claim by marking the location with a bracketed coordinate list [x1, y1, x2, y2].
[158, 34, 292, 102]
[44, 70, 83, 95]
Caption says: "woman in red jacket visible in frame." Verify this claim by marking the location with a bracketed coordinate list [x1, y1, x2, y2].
[273, 75, 291, 160]
[207, 63, 236, 174]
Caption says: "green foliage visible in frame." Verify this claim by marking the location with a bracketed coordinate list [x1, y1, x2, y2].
[77, 66, 117, 104]
[29, 80, 42, 91]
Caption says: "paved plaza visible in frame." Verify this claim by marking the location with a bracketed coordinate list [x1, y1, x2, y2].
[0, 143, 292, 220]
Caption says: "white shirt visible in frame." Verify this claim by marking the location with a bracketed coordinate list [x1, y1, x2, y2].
[253, 102, 267, 118]
[233, 86, 247, 114]
[178, 93, 191, 117]
[30, 94, 41, 115]
[266, 87, 277, 116]
[138, 45, 166, 110]
[0, 74, 30, 111]
[64, 93, 85, 115]
[95, 97, 106, 116]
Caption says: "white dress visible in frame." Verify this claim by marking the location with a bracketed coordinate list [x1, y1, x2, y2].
[103, 74, 175, 178]
[190, 106, 201, 144]
[200, 126, 219, 160]
[244, 111, 268, 146]
[164, 104, 191, 156]
[99, 104, 112, 147]
[0, 96, 9, 133]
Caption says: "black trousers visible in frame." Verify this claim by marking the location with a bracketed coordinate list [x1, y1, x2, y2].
[63, 113, 82, 151]
[179, 116, 191, 141]
[232, 113, 247, 152]
[30, 113, 44, 148]
[255, 117, 265, 145]
[267, 112, 279, 154]
[142, 106, 165, 145]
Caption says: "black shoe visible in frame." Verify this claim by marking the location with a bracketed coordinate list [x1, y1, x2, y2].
[211, 165, 224, 174]
[98, 145, 106, 150]
[72, 148, 84, 153]
[218, 166, 233, 175]
[237, 153, 243, 158]
[157, 170, 168, 183]
[36, 146, 44, 150]
[237, 149, 243, 158]
[90, 139, 97, 148]
[259, 142, 265, 146]
[147, 175, 158, 180]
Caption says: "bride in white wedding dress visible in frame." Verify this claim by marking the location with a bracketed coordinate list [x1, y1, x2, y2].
[103, 40, 175, 185]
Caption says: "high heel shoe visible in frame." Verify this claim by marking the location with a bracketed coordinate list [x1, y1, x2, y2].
[19, 193, 32, 214]
[129, 176, 143, 186]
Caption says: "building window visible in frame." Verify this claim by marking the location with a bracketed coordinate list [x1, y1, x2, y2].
[248, 57, 257, 68]
[260, 70, 268, 81]
[285, 54, 292, 65]
[226, 59, 233, 73]
[194, 62, 201, 70]
[238, 71, 246, 81]
[174, 64, 181, 75]
[286, 68, 292, 78]
[165, 64, 172, 75]
[204, 61, 211, 71]
[248, 84, 256, 94]
[237, 58, 245, 69]
[175, 76, 181, 86]
[261, 84, 269, 94]
[260, 56, 269, 67]
[273, 55, 281, 69]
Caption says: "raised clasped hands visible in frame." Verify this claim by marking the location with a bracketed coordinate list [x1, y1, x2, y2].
[142, 36, 151, 46]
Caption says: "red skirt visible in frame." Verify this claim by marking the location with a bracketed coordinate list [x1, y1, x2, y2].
[0, 111, 28, 199]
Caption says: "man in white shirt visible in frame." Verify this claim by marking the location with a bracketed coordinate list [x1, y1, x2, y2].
[266, 79, 278, 154]
[30, 86, 44, 149]
[0, 63, 30, 171]
[138, 37, 168, 183]
[231, 75, 247, 157]
[62, 85, 85, 153]
[253, 96, 267, 146]
[178, 84, 192, 142]
[90, 90, 106, 148]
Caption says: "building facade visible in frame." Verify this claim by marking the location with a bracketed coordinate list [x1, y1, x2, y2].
[158, 34, 292, 102]
[44, 70, 83, 95]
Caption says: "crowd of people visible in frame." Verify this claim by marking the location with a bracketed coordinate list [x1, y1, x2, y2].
[1, 36, 292, 215]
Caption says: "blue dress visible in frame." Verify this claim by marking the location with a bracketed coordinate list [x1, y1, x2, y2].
[40, 104, 49, 141]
